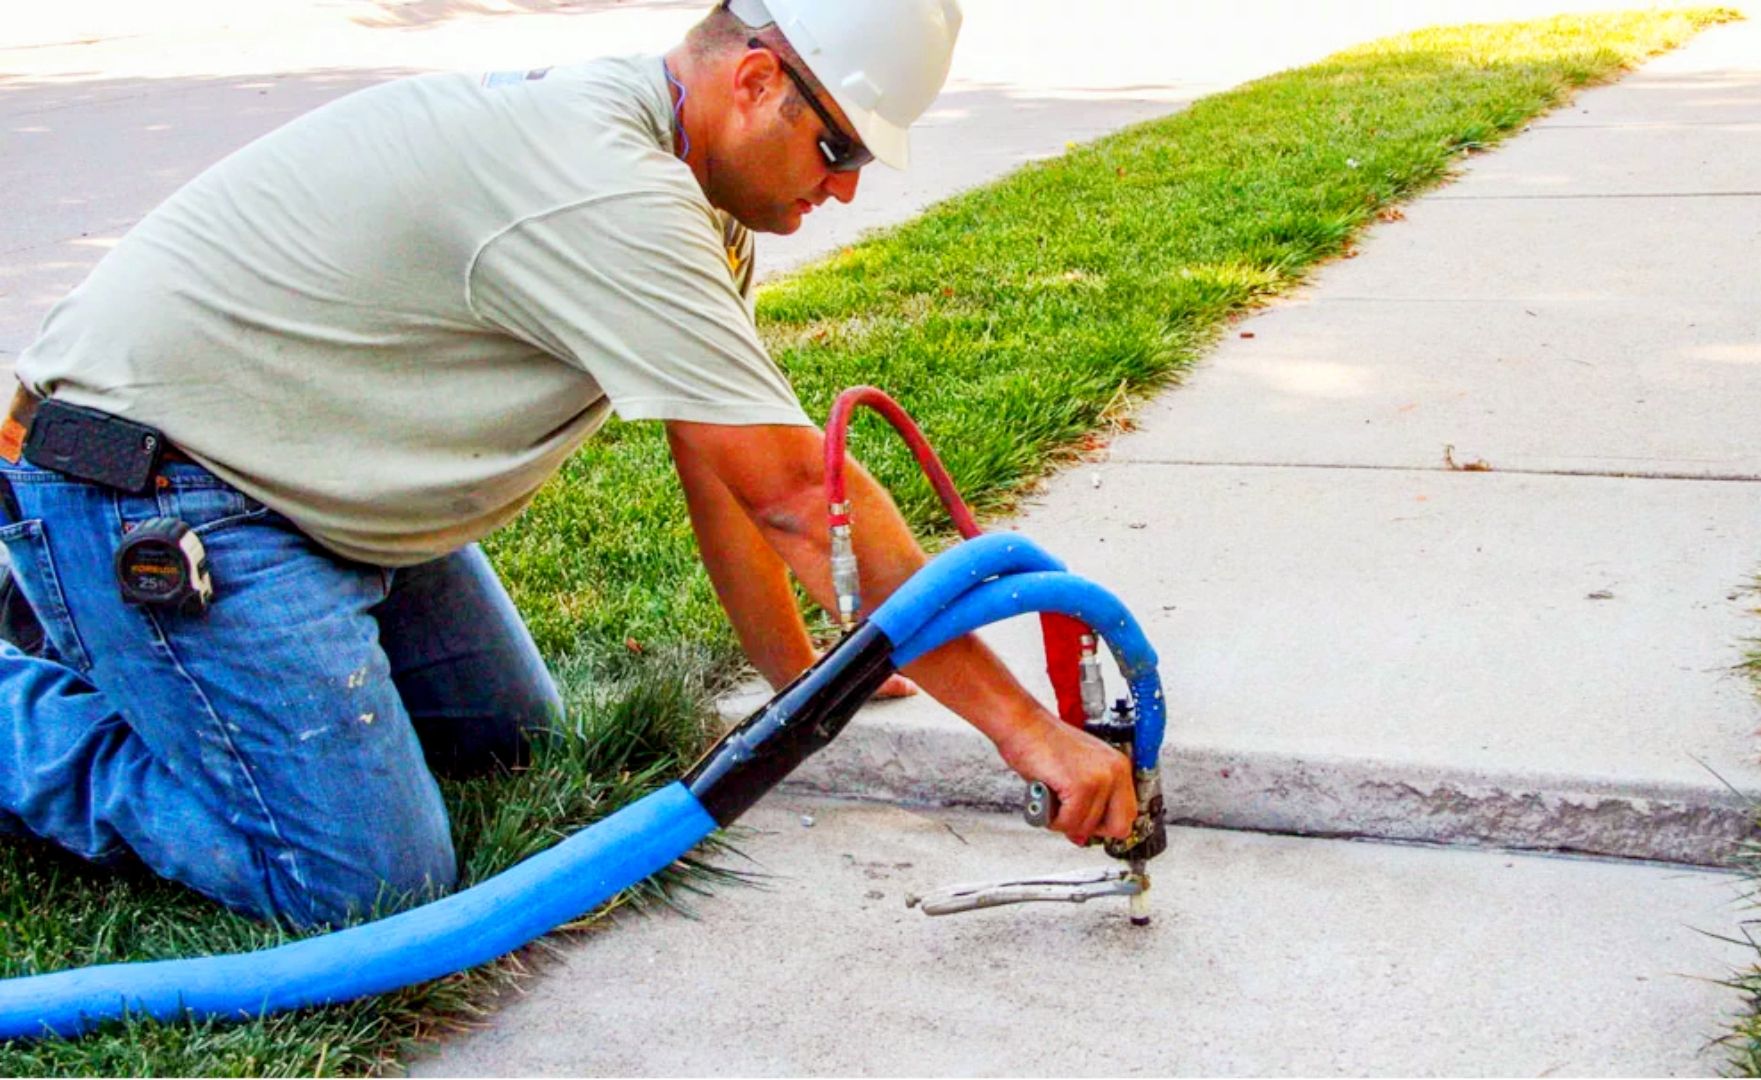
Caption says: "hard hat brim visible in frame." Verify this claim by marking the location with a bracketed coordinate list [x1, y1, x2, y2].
[842, 106, 911, 171]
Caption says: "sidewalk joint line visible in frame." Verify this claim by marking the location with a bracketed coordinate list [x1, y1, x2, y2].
[1321, 296, 1562, 304]
[1161, 818, 1744, 874]
[1433, 191, 1761, 200]
[1539, 122, 1761, 129]
[1115, 459, 1761, 483]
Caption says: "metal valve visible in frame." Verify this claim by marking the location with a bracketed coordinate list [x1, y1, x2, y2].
[829, 515, 860, 630]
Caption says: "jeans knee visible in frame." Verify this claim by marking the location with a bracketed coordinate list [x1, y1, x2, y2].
[271, 819, 459, 929]
[416, 684, 562, 779]
[503, 672, 564, 743]
[384, 820, 458, 893]
[516, 675, 566, 751]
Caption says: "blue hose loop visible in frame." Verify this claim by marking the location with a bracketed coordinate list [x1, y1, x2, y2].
[0, 782, 717, 1040]
[867, 532, 1066, 646]
[890, 571, 1166, 770]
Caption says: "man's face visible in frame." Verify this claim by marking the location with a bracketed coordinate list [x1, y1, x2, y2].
[711, 46, 864, 234]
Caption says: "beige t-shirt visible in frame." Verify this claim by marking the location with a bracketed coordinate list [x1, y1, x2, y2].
[18, 55, 810, 566]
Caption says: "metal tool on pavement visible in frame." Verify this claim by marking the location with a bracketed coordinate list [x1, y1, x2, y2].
[907, 866, 1141, 915]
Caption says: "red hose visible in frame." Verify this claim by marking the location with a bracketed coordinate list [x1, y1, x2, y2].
[1038, 613, 1090, 727]
[824, 386, 1090, 727]
[824, 387, 978, 536]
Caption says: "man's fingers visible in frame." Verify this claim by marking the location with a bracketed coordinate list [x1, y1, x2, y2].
[1048, 777, 1111, 845]
[1049, 786, 1093, 845]
[1103, 775, 1138, 840]
[1015, 723, 1141, 845]
[1049, 787, 1080, 838]
[1077, 780, 1109, 841]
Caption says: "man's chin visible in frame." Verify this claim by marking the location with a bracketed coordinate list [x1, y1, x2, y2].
[754, 211, 803, 236]
[728, 202, 805, 236]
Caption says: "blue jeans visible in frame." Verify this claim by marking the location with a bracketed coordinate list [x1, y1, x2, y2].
[0, 458, 561, 928]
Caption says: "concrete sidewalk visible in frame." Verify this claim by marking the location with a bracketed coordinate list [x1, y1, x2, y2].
[410, 797, 1749, 1076]
[761, 14, 1761, 867]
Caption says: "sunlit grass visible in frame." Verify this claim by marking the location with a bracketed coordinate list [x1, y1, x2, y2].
[493, 8, 1738, 666]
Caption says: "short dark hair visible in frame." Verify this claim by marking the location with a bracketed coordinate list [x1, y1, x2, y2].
[684, 4, 818, 120]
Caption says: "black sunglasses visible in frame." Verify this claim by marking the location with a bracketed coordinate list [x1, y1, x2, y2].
[748, 39, 873, 173]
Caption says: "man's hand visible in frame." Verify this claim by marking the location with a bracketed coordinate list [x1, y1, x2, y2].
[995, 716, 1138, 846]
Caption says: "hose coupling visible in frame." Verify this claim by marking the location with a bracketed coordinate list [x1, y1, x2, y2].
[829, 518, 860, 630]
[1077, 633, 1107, 723]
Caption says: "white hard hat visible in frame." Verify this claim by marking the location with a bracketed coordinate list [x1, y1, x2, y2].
[727, 0, 963, 169]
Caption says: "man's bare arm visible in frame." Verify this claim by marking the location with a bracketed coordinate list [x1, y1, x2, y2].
[668, 423, 817, 689]
[668, 426, 918, 698]
[665, 420, 1135, 844]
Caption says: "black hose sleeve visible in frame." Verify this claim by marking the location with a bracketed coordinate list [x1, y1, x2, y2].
[684, 621, 898, 825]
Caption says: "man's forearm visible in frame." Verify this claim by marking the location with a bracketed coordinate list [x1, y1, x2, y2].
[669, 427, 817, 689]
[752, 459, 1047, 753]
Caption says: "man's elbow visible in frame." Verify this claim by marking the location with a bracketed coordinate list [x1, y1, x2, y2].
[670, 420, 827, 538]
[748, 484, 824, 542]
[723, 431, 829, 541]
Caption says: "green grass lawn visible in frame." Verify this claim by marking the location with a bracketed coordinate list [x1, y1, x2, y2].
[0, 8, 1739, 1074]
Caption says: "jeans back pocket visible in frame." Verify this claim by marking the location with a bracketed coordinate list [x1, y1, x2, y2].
[0, 518, 94, 673]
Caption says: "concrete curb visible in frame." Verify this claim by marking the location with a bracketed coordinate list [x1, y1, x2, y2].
[755, 701, 1757, 866]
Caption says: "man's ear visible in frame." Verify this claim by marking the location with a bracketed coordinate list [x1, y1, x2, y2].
[729, 46, 779, 112]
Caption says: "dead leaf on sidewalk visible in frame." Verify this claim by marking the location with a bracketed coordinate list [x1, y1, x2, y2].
[1442, 444, 1493, 472]
[1377, 206, 1406, 222]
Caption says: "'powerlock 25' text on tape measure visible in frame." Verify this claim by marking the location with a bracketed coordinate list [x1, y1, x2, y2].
[115, 518, 213, 615]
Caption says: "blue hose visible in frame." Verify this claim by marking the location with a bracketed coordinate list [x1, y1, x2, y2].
[890, 572, 1166, 769]
[0, 782, 717, 1040]
[867, 532, 1065, 645]
[0, 530, 1165, 1041]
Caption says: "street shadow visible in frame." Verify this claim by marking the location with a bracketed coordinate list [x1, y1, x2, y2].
[1, 64, 1200, 359]
[0, 68, 412, 360]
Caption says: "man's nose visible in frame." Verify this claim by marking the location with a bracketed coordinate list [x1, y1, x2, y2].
[823, 169, 860, 204]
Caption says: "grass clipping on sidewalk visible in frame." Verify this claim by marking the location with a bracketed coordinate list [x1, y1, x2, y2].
[1726, 578, 1761, 1076]
[0, 8, 1738, 1076]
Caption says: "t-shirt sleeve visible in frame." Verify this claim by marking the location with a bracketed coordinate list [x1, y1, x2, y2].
[466, 191, 811, 426]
